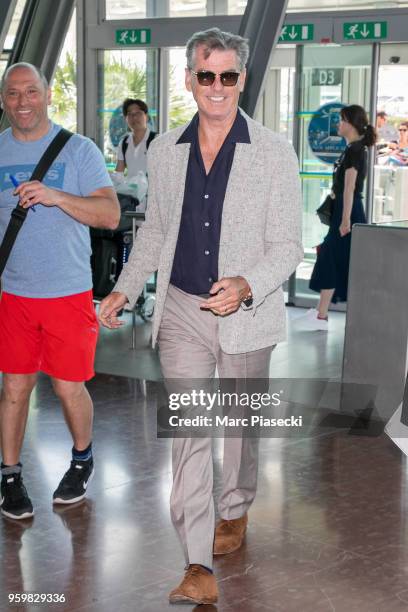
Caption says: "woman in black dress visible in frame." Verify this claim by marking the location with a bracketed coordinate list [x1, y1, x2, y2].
[304, 105, 376, 330]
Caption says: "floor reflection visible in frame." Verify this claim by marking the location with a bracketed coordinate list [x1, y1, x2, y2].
[1, 310, 408, 610]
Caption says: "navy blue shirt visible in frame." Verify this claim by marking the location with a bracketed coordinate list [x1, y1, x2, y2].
[170, 110, 250, 295]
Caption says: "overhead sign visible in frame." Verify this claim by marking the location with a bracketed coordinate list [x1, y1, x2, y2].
[312, 69, 343, 87]
[308, 102, 346, 165]
[343, 21, 387, 41]
[116, 29, 151, 45]
[279, 24, 314, 43]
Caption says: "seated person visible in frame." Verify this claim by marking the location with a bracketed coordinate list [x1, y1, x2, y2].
[376, 121, 408, 165]
[385, 121, 408, 165]
[376, 111, 398, 144]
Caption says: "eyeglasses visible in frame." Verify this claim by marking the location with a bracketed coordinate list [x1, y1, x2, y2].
[399, 128, 407, 132]
[127, 111, 145, 118]
[191, 70, 240, 87]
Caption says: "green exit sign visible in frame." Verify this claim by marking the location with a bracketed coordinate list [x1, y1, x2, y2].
[279, 24, 314, 43]
[343, 21, 387, 40]
[116, 29, 151, 45]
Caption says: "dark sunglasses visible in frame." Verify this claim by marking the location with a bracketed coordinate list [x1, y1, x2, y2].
[191, 70, 240, 87]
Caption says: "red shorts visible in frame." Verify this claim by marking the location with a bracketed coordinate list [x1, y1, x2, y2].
[0, 290, 99, 381]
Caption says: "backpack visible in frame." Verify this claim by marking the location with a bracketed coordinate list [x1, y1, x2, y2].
[121, 131, 157, 167]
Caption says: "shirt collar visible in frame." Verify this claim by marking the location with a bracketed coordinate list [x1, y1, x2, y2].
[176, 109, 250, 145]
[127, 127, 150, 145]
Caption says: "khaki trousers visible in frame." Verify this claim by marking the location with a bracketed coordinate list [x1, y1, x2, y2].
[158, 285, 272, 568]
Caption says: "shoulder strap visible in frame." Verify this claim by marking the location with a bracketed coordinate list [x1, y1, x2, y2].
[122, 131, 156, 164]
[30, 128, 72, 182]
[146, 131, 157, 149]
[122, 135, 129, 165]
[0, 128, 73, 278]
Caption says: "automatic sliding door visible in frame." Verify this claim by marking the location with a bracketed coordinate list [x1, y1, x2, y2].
[294, 44, 372, 305]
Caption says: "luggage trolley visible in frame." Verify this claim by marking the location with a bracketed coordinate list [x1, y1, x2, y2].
[90, 211, 155, 349]
[124, 211, 156, 348]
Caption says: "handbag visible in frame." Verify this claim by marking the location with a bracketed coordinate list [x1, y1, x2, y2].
[0, 128, 73, 279]
[316, 194, 334, 226]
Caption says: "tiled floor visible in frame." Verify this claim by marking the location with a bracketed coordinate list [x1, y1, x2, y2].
[1, 308, 407, 611]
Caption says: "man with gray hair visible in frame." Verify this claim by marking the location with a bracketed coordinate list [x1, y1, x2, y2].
[100, 28, 302, 604]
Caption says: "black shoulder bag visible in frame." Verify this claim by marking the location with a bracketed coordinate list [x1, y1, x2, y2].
[0, 128, 73, 278]
[316, 147, 351, 226]
[316, 194, 335, 226]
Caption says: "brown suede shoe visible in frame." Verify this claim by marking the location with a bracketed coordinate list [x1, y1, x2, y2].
[168, 564, 218, 605]
[213, 513, 248, 555]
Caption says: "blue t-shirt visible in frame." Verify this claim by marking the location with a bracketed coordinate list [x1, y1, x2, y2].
[0, 122, 113, 298]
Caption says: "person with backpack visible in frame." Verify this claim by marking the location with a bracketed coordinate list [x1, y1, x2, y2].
[115, 98, 156, 178]
[0, 63, 120, 520]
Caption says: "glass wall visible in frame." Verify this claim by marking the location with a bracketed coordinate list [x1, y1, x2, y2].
[97, 5, 408, 241]
[257, 53, 296, 142]
[295, 44, 372, 301]
[97, 49, 158, 167]
[0, 0, 27, 80]
[228, 0, 247, 14]
[3, 0, 26, 50]
[105, 0, 248, 18]
[280, 67, 296, 140]
[49, 8, 77, 132]
[0, 1, 78, 132]
[105, 0, 408, 17]
[373, 44, 408, 223]
[168, 48, 196, 128]
[288, 0, 408, 11]
[169, 1, 207, 17]
[105, 0, 146, 19]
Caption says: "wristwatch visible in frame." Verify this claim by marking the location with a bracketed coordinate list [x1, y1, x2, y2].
[242, 289, 253, 307]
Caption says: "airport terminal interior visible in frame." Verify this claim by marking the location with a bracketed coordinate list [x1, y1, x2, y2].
[2, 0, 408, 610]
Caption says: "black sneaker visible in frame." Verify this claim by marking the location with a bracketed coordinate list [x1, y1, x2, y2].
[53, 458, 94, 505]
[1, 473, 34, 520]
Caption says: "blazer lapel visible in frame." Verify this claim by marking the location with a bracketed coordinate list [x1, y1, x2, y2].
[159, 141, 190, 275]
[167, 142, 190, 221]
[218, 141, 259, 275]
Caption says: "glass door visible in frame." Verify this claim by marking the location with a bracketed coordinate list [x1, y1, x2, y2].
[168, 48, 197, 129]
[97, 49, 159, 168]
[293, 44, 373, 305]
